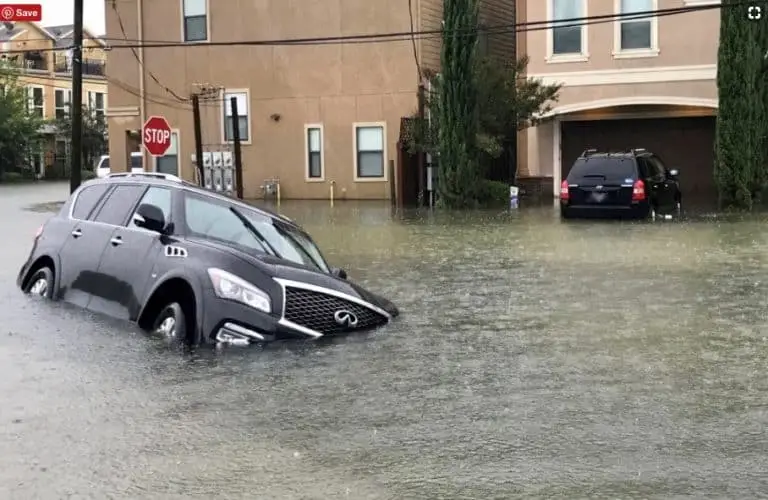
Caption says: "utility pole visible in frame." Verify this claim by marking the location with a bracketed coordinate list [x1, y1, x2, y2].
[417, 82, 426, 206]
[191, 94, 204, 186]
[69, 0, 84, 193]
[230, 96, 244, 199]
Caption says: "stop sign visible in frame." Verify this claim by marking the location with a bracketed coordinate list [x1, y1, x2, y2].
[142, 115, 172, 156]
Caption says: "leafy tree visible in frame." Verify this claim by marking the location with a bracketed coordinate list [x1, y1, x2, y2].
[0, 63, 43, 182]
[407, 56, 561, 199]
[50, 107, 107, 172]
[715, 0, 768, 209]
[436, 0, 481, 208]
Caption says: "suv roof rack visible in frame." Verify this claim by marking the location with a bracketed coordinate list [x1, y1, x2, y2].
[105, 172, 182, 182]
[581, 148, 598, 157]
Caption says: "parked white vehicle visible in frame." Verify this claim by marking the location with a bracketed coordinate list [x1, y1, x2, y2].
[95, 153, 145, 178]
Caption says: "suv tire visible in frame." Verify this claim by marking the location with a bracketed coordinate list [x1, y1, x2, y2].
[152, 303, 189, 346]
[24, 267, 54, 298]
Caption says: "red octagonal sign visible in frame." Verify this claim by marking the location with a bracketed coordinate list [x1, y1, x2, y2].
[142, 115, 172, 157]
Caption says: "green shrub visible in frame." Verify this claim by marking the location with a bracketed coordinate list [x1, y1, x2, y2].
[477, 179, 510, 207]
[0, 171, 25, 183]
[81, 169, 96, 181]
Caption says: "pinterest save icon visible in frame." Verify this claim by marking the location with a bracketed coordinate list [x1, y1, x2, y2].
[0, 4, 42, 22]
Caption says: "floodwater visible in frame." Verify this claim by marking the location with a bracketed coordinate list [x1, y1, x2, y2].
[3, 183, 768, 498]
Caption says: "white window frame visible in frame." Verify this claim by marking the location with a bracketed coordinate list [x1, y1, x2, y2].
[88, 90, 106, 118]
[153, 129, 181, 176]
[180, 0, 210, 43]
[353, 122, 387, 182]
[613, 0, 660, 59]
[683, 0, 719, 5]
[304, 124, 324, 182]
[220, 89, 251, 145]
[54, 88, 72, 119]
[546, 0, 589, 63]
[27, 85, 44, 118]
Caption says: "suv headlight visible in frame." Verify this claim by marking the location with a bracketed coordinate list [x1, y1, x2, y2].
[207, 268, 271, 313]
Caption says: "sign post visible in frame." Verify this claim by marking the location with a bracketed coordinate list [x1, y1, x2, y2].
[142, 115, 172, 157]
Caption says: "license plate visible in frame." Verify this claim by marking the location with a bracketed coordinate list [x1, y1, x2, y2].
[591, 192, 607, 202]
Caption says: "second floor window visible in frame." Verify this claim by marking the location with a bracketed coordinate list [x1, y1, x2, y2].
[88, 91, 105, 118]
[182, 0, 207, 42]
[55, 89, 72, 119]
[27, 87, 43, 118]
[619, 0, 653, 51]
[307, 126, 322, 179]
[551, 0, 583, 56]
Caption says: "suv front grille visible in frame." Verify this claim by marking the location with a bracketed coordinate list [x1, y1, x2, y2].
[283, 286, 388, 335]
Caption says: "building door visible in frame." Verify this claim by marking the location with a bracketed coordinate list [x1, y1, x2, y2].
[560, 116, 716, 198]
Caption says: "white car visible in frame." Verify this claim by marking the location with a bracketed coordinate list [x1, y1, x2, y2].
[95, 152, 145, 178]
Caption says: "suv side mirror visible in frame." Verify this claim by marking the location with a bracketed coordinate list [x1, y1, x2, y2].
[332, 267, 348, 280]
[132, 203, 166, 233]
[668, 169, 679, 177]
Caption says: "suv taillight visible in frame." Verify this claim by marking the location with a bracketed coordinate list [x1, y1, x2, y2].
[559, 180, 569, 201]
[632, 180, 645, 201]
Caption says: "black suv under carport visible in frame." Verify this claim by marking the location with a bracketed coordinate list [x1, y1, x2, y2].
[17, 172, 399, 346]
[559, 148, 682, 220]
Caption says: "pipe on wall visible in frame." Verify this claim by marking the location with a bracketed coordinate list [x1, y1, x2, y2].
[137, 0, 146, 172]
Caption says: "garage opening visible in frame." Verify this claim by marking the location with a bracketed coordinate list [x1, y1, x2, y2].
[561, 115, 716, 199]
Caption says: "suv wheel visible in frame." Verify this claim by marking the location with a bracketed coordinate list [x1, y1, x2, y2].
[152, 303, 188, 346]
[24, 267, 54, 298]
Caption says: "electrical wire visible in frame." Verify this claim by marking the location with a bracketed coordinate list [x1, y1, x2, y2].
[109, 0, 188, 102]
[407, 0, 422, 80]
[0, 2, 742, 55]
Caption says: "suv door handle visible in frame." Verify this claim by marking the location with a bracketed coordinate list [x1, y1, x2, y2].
[110, 236, 123, 246]
[71, 229, 82, 238]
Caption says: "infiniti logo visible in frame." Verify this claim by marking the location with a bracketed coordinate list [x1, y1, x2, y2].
[333, 310, 359, 327]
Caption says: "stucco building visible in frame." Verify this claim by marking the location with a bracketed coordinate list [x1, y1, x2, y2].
[105, 0, 516, 200]
[520, 0, 719, 199]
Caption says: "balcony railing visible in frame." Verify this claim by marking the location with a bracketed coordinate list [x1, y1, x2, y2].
[53, 55, 105, 77]
[3, 55, 48, 72]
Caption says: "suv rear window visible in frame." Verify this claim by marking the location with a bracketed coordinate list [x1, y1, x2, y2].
[71, 184, 110, 220]
[98, 156, 143, 170]
[567, 157, 637, 182]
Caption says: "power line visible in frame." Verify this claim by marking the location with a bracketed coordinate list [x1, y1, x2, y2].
[98, 2, 733, 48]
[109, 0, 188, 102]
[0, 2, 738, 55]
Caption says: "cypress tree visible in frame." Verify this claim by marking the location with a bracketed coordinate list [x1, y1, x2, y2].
[715, 0, 768, 208]
[437, 0, 481, 208]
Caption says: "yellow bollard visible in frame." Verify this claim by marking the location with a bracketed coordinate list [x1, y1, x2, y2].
[330, 181, 335, 207]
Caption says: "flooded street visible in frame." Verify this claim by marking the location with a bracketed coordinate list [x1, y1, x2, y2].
[3, 183, 768, 498]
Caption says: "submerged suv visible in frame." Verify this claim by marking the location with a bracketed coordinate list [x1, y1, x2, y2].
[18, 172, 399, 346]
[559, 149, 682, 219]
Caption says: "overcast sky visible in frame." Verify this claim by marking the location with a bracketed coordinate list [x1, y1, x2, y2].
[39, 0, 105, 34]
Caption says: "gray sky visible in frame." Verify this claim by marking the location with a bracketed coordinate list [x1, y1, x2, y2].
[39, 0, 105, 34]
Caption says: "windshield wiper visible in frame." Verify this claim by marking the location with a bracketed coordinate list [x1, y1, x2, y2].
[229, 207, 282, 258]
[274, 222, 325, 271]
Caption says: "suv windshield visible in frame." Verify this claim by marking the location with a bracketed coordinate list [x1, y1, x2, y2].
[568, 157, 637, 182]
[184, 193, 330, 273]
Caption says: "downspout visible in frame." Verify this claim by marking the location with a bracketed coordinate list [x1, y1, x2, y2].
[137, 0, 146, 171]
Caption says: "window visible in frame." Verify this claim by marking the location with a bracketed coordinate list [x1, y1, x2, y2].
[129, 187, 172, 229]
[27, 86, 43, 118]
[355, 125, 385, 179]
[306, 126, 322, 179]
[646, 156, 667, 178]
[182, 0, 207, 42]
[156, 132, 179, 175]
[92, 185, 146, 225]
[183, 193, 330, 272]
[617, 0, 656, 53]
[55, 89, 71, 119]
[88, 91, 105, 119]
[223, 91, 249, 142]
[550, 0, 585, 57]
[71, 184, 110, 220]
